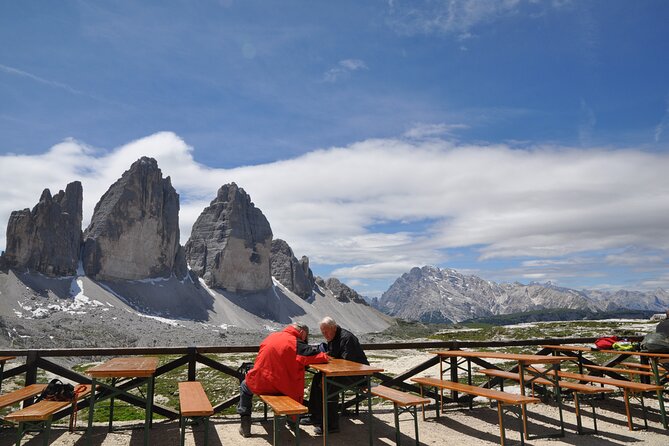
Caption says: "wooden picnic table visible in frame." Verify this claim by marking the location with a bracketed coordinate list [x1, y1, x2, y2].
[433, 350, 576, 440]
[86, 357, 159, 446]
[310, 359, 384, 446]
[543, 344, 669, 428]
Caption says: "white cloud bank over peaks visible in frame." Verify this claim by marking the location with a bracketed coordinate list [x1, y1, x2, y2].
[1, 132, 668, 291]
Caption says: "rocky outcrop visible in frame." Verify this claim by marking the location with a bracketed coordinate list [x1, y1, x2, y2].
[325, 277, 368, 305]
[185, 183, 273, 292]
[2, 181, 83, 276]
[270, 239, 314, 299]
[82, 157, 186, 280]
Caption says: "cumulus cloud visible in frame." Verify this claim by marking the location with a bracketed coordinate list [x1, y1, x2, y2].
[323, 59, 368, 83]
[1, 132, 668, 291]
[655, 93, 669, 143]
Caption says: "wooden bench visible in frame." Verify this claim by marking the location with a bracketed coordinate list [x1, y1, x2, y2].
[0, 384, 48, 411]
[479, 368, 613, 434]
[531, 366, 664, 430]
[411, 377, 539, 446]
[583, 364, 655, 379]
[4, 384, 92, 446]
[259, 395, 308, 446]
[370, 385, 430, 446]
[178, 382, 213, 446]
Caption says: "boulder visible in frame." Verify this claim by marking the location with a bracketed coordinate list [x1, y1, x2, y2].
[270, 239, 314, 299]
[185, 183, 273, 291]
[82, 157, 186, 280]
[2, 181, 83, 276]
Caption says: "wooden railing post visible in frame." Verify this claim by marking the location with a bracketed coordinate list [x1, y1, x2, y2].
[188, 346, 197, 381]
[24, 350, 39, 386]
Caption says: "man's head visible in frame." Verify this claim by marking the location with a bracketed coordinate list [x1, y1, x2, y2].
[291, 322, 309, 342]
[319, 317, 338, 342]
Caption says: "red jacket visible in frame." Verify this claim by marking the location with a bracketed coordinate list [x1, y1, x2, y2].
[245, 325, 328, 403]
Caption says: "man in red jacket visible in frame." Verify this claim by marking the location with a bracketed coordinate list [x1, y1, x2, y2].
[237, 322, 329, 437]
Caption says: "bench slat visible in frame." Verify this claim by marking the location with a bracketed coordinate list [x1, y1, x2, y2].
[584, 364, 654, 377]
[531, 367, 663, 391]
[411, 377, 539, 405]
[0, 384, 47, 409]
[259, 395, 308, 416]
[478, 369, 613, 394]
[371, 385, 430, 406]
[178, 382, 213, 417]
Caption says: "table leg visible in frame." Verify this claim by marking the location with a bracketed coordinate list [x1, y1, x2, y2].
[144, 376, 154, 446]
[322, 373, 327, 446]
[108, 377, 116, 432]
[518, 363, 529, 440]
[0, 362, 5, 393]
[650, 358, 668, 429]
[367, 376, 373, 446]
[87, 378, 97, 446]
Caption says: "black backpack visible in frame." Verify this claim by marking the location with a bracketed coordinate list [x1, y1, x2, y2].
[36, 379, 76, 402]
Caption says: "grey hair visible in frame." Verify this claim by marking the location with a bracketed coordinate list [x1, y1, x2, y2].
[319, 317, 337, 328]
[291, 322, 309, 334]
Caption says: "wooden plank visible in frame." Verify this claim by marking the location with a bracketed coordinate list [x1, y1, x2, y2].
[87, 357, 159, 378]
[259, 395, 308, 416]
[310, 358, 384, 377]
[371, 385, 430, 406]
[584, 364, 655, 377]
[4, 400, 71, 422]
[0, 384, 47, 409]
[178, 382, 213, 417]
[478, 369, 613, 394]
[531, 367, 663, 391]
[433, 350, 577, 365]
[411, 377, 540, 405]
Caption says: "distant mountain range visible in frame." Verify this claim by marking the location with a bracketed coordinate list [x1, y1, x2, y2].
[374, 265, 669, 323]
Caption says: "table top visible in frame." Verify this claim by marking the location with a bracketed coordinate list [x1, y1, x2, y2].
[0, 356, 16, 363]
[87, 357, 159, 378]
[433, 350, 577, 364]
[310, 358, 384, 377]
[543, 344, 669, 359]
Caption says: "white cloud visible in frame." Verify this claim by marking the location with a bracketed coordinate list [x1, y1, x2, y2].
[323, 59, 368, 83]
[1, 132, 668, 289]
[404, 123, 469, 139]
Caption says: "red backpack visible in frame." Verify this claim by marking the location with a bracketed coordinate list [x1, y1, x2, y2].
[594, 336, 619, 350]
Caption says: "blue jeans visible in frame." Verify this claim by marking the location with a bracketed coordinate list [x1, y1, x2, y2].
[237, 379, 254, 416]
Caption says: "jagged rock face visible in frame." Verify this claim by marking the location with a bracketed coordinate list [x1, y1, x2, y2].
[377, 265, 669, 323]
[325, 277, 368, 306]
[82, 157, 185, 280]
[3, 182, 83, 276]
[185, 183, 273, 292]
[270, 239, 314, 299]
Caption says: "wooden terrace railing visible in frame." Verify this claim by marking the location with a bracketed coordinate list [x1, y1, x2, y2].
[0, 336, 641, 423]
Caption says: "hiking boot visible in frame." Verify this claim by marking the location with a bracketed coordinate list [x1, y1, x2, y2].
[313, 425, 339, 435]
[239, 415, 251, 437]
[300, 416, 318, 425]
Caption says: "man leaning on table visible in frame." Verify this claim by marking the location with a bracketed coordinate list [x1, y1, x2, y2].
[302, 316, 369, 435]
[237, 322, 329, 437]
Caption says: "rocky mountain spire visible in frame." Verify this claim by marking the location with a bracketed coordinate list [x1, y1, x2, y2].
[325, 277, 368, 305]
[82, 157, 186, 280]
[270, 239, 314, 299]
[2, 181, 83, 276]
[185, 183, 273, 292]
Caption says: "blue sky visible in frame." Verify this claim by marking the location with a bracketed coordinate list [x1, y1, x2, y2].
[1, 1, 669, 297]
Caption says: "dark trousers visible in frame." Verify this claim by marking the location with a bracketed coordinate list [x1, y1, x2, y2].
[237, 379, 254, 416]
[308, 372, 347, 428]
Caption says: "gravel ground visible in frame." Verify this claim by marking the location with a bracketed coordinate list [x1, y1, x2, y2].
[2, 394, 668, 446]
